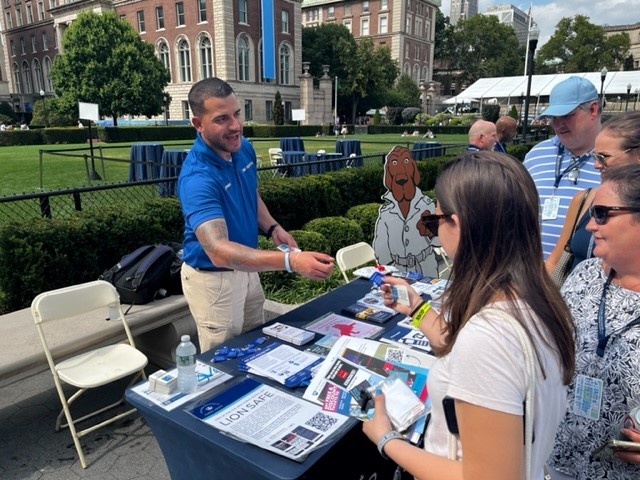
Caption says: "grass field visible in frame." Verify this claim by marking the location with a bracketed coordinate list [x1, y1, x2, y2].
[0, 133, 468, 196]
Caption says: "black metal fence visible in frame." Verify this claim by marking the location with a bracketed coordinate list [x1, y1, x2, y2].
[0, 143, 465, 223]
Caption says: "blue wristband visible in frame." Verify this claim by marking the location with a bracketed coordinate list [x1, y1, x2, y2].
[284, 251, 292, 273]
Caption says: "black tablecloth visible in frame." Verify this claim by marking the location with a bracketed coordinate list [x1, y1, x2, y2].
[158, 148, 189, 197]
[335, 140, 363, 167]
[411, 142, 442, 160]
[129, 143, 164, 181]
[280, 137, 305, 152]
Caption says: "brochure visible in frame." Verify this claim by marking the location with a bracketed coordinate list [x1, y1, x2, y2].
[380, 324, 434, 355]
[188, 377, 350, 462]
[304, 312, 384, 339]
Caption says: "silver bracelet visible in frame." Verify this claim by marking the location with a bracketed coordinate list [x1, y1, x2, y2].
[377, 430, 406, 459]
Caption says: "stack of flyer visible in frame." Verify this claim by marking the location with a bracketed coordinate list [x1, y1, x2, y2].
[238, 342, 323, 388]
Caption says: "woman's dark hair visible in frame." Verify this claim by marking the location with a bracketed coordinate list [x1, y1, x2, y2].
[188, 77, 235, 117]
[601, 163, 640, 217]
[435, 151, 575, 384]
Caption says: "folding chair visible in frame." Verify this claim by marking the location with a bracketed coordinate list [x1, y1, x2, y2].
[336, 242, 377, 282]
[346, 152, 357, 168]
[433, 246, 452, 279]
[268, 148, 285, 177]
[31, 280, 148, 468]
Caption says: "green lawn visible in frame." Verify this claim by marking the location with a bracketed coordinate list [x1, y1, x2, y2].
[0, 133, 468, 196]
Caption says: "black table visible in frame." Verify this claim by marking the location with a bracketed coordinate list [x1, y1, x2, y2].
[129, 142, 164, 181]
[411, 142, 442, 160]
[280, 137, 305, 152]
[335, 139, 363, 167]
[125, 280, 402, 480]
[158, 148, 189, 197]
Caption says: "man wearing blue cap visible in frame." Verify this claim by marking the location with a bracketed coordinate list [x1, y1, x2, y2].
[523, 76, 602, 259]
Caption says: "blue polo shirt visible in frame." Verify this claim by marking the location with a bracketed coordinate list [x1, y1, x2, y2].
[178, 133, 258, 269]
[523, 135, 600, 259]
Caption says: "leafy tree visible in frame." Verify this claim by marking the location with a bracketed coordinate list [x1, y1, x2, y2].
[273, 91, 284, 125]
[509, 105, 518, 121]
[386, 74, 421, 108]
[434, 10, 455, 61]
[482, 104, 500, 123]
[0, 102, 17, 124]
[50, 11, 169, 126]
[31, 97, 75, 126]
[537, 15, 630, 73]
[372, 109, 381, 125]
[302, 24, 355, 82]
[448, 15, 524, 84]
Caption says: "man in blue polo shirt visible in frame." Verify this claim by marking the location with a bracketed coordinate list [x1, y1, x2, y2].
[178, 77, 334, 352]
[523, 76, 602, 259]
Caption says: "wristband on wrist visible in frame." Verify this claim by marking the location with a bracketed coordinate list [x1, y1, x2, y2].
[290, 251, 300, 273]
[266, 223, 279, 239]
[284, 251, 292, 273]
[377, 430, 407, 460]
[411, 301, 431, 328]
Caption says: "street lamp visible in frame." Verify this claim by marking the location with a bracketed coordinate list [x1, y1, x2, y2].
[600, 67, 607, 112]
[521, 25, 540, 142]
[163, 93, 170, 126]
[39, 89, 49, 127]
[625, 83, 631, 112]
[635, 88, 640, 111]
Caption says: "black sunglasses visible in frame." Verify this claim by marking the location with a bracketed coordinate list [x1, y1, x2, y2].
[420, 213, 452, 236]
[589, 205, 640, 225]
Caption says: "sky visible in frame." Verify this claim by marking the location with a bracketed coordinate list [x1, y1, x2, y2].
[439, 0, 640, 49]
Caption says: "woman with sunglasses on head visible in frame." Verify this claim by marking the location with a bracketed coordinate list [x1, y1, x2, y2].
[546, 111, 640, 282]
[547, 163, 640, 480]
[362, 151, 576, 480]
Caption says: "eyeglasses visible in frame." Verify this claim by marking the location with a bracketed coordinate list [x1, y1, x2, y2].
[420, 213, 452, 237]
[593, 147, 637, 168]
[589, 205, 640, 225]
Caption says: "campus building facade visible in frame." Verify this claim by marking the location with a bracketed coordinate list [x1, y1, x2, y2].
[448, 0, 476, 26]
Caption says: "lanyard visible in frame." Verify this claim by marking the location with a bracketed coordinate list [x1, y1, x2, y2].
[596, 270, 640, 357]
[553, 144, 591, 189]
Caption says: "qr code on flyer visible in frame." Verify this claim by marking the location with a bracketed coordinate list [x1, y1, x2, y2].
[385, 348, 404, 363]
[306, 412, 338, 432]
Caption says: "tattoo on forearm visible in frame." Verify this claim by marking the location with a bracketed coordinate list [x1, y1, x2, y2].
[196, 219, 228, 255]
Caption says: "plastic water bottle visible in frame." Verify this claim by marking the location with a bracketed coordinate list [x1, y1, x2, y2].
[176, 335, 197, 393]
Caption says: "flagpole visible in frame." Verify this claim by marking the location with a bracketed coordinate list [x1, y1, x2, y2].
[523, 3, 533, 76]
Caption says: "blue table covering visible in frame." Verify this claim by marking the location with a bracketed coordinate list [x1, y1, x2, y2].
[411, 142, 442, 160]
[125, 280, 395, 480]
[335, 140, 363, 167]
[280, 137, 305, 152]
[281, 151, 306, 177]
[129, 142, 164, 181]
[158, 148, 189, 197]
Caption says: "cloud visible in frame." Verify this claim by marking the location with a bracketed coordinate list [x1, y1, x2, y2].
[439, 1, 639, 49]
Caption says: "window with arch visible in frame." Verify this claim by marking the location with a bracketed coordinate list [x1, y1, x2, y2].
[13, 62, 22, 94]
[199, 36, 213, 79]
[158, 41, 171, 81]
[22, 60, 33, 93]
[43, 56, 53, 90]
[279, 43, 291, 85]
[33, 58, 44, 91]
[178, 38, 192, 82]
[403, 63, 410, 76]
[237, 34, 250, 81]
[412, 64, 420, 83]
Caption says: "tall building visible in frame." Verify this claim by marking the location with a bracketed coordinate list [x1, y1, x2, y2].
[449, 0, 477, 26]
[484, 4, 532, 47]
[301, 0, 440, 86]
[604, 22, 640, 70]
[0, 0, 306, 124]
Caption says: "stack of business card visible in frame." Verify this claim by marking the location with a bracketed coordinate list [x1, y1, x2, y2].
[148, 370, 177, 395]
[262, 322, 315, 346]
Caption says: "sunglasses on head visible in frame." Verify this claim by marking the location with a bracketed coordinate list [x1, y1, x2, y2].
[420, 213, 452, 236]
[589, 205, 640, 225]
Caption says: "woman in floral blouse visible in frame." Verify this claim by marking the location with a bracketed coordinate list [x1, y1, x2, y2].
[548, 163, 640, 479]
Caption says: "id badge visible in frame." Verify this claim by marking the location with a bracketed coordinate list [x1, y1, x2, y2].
[573, 374, 603, 421]
[542, 196, 560, 220]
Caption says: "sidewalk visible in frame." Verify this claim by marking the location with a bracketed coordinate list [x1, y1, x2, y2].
[0, 300, 296, 479]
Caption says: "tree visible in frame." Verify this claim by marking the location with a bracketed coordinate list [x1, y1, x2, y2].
[31, 97, 75, 126]
[449, 15, 524, 84]
[386, 74, 421, 108]
[302, 24, 355, 82]
[537, 15, 630, 73]
[50, 11, 169, 126]
[273, 91, 284, 126]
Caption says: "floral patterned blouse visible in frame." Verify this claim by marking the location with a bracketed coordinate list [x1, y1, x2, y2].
[548, 258, 640, 479]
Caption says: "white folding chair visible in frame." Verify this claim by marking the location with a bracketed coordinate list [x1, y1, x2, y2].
[346, 152, 357, 168]
[31, 280, 148, 468]
[336, 242, 377, 282]
[268, 148, 285, 177]
[433, 246, 452, 279]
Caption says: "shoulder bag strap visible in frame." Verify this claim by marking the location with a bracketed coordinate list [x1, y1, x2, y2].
[565, 188, 592, 248]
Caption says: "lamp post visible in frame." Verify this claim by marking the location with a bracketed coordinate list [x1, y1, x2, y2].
[39, 89, 48, 127]
[521, 25, 539, 143]
[625, 84, 632, 112]
[163, 93, 169, 126]
[600, 67, 607, 112]
[635, 88, 640, 111]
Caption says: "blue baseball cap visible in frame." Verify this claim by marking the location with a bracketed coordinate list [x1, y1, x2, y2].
[539, 76, 599, 118]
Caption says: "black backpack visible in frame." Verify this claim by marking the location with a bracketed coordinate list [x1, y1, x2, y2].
[99, 244, 177, 305]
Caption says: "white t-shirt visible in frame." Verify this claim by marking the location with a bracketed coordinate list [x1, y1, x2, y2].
[424, 300, 567, 480]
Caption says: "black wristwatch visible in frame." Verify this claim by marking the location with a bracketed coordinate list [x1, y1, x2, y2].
[266, 223, 279, 239]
